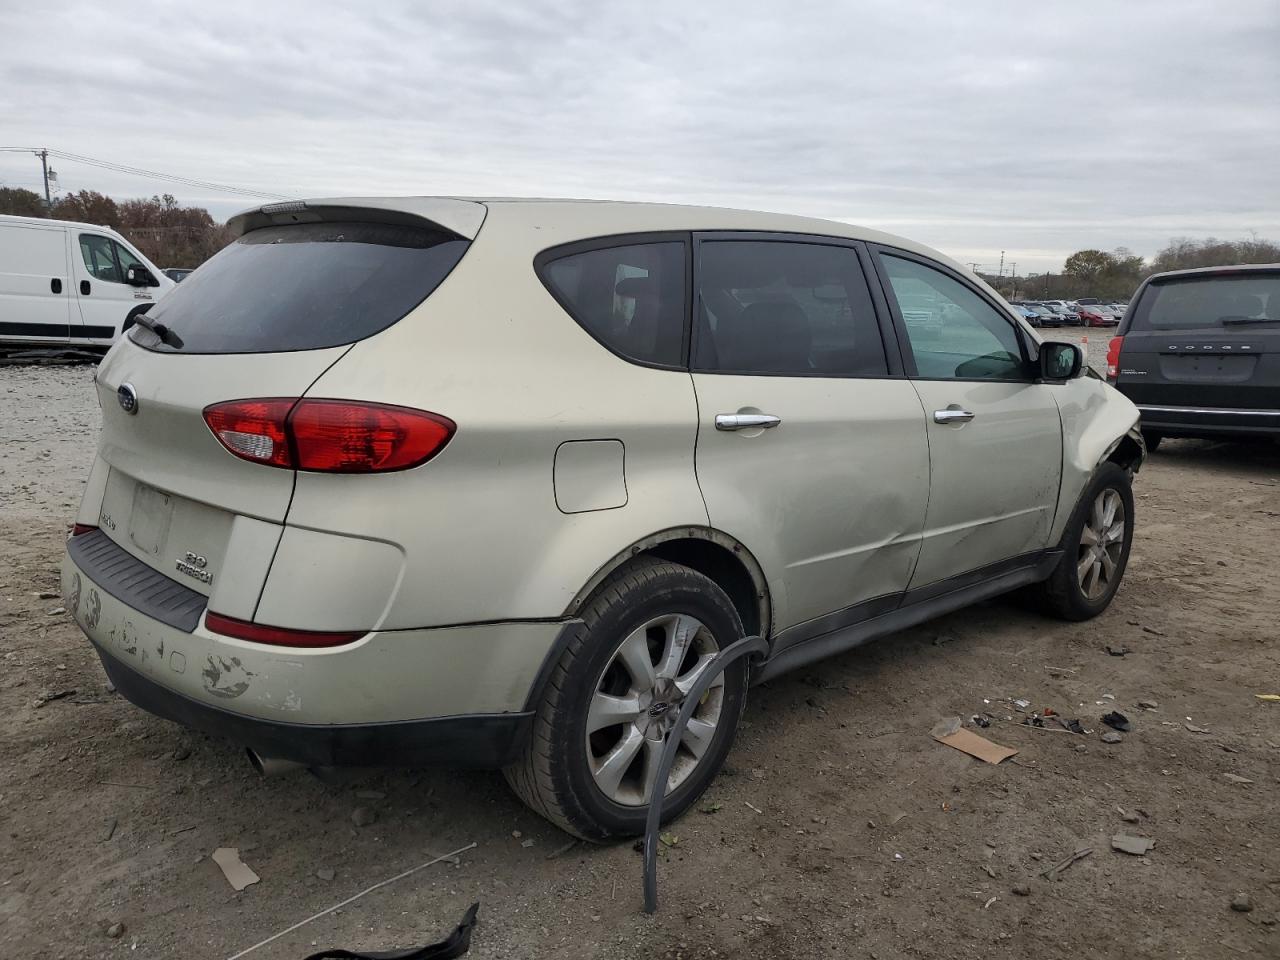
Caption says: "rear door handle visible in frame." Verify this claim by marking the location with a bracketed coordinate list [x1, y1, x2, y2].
[715, 413, 782, 431]
[933, 408, 976, 424]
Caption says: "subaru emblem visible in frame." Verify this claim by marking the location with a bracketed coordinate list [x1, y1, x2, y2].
[117, 382, 139, 415]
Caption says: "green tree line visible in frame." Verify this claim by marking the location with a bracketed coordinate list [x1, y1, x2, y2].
[984, 235, 1280, 301]
[0, 186, 232, 268]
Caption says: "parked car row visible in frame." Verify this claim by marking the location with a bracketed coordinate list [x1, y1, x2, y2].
[1009, 299, 1128, 328]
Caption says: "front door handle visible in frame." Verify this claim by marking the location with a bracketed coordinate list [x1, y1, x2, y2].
[933, 408, 976, 424]
[715, 413, 782, 431]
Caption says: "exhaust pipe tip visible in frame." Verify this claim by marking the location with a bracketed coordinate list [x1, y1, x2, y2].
[246, 747, 306, 778]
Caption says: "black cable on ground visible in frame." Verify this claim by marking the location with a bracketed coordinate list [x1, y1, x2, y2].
[643, 633, 768, 914]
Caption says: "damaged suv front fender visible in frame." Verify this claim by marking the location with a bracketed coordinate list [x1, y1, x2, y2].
[1050, 377, 1144, 545]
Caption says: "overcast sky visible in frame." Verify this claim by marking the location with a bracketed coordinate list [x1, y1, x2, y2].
[2, 0, 1278, 272]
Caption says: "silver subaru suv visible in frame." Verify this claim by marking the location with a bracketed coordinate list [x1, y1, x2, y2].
[62, 198, 1144, 840]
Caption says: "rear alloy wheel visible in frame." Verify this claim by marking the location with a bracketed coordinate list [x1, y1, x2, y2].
[505, 559, 748, 841]
[586, 613, 725, 807]
[1032, 461, 1135, 621]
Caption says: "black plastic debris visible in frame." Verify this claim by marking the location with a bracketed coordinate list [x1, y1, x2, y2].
[1101, 711, 1132, 733]
[971, 714, 991, 729]
[1057, 717, 1086, 735]
[302, 902, 479, 960]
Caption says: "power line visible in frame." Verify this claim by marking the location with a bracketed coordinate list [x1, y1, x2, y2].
[0, 146, 291, 201]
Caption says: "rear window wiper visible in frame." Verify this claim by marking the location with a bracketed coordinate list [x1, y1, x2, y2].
[1220, 316, 1280, 326]
[130, 313, 185, 348]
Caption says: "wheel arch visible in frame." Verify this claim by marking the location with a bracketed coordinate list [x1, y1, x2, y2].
[563, 526, 773, 641]
[1103, 426, 1146, 474]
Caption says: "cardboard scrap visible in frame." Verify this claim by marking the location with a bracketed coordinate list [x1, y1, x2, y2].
[1111, 834, 1155, 856]
[931, 717, 1018, 765]
[212, 847, 260, 891]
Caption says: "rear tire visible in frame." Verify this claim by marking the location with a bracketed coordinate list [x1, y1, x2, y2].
[504, 559, 748, 841]
[1031, 462, 1135, 621]
[1141, 430, 1162, 452]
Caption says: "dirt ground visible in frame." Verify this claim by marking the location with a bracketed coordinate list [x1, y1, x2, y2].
[2, 348, 1278, 959]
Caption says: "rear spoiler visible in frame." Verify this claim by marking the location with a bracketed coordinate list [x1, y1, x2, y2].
[227, 197, 487, 241]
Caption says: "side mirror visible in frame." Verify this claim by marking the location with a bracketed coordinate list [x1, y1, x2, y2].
[126, 265, 157, 287]
[1039, 341, 1083, 381]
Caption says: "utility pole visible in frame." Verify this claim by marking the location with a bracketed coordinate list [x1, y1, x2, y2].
[997, 251, 1005, 279]
[37, 148, 52, 209]
[967, 262, 981, 273]
[1011, 262, 1018, 298]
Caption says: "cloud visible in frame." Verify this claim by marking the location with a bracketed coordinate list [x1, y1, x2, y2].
[1, 0, 1277, 270]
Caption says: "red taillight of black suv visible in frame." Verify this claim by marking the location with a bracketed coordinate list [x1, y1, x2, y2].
[1106, 336, 1124, 382]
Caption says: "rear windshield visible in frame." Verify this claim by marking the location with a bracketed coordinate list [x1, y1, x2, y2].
[134, 221, 469, 353]
[1131, 273, 1280, 331]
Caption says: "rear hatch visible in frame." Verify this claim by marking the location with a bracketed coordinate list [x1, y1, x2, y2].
[88, 199, 482, 608]
[1114, 268, 1280, 411]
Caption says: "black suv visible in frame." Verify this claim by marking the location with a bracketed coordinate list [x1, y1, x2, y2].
[1107, 264, 1280, 449]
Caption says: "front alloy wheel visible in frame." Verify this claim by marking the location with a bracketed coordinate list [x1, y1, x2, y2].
[1077, 488, 1126, 600]
[1032, 461, 1135, 621]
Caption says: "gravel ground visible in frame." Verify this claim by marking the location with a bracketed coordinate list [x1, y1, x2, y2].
[2, 353, 1278, 960]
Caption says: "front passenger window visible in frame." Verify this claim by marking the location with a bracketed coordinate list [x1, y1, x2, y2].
[79, 235, 122, 284]
[113, 241, 145, 277]
[881, 254, 1027, 380]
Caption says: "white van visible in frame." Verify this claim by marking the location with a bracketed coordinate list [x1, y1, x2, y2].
[0, 214, 175, 350]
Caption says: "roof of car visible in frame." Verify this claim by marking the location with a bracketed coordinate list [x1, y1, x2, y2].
[1143, 262, 1280, 282]
[227, 196, 968, 276]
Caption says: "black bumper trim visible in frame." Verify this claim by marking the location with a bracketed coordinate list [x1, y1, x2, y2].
[92, 641, 533, 769]
[68, 530, 207, 632]
[1137, 406, 1280, 437]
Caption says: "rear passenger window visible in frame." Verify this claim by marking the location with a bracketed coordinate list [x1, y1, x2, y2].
[693, 241, 887, 377]
[540, 241, 686, 367]
[79, 235, 122, 283]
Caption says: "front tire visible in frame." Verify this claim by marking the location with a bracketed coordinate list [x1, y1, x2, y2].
[504, 559, 748, 841]
[1032, 462, 1135, 621]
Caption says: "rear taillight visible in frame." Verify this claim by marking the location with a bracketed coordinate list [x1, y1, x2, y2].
[71, 523, 98, 537]
[1106, 336, 1124, 381]
[289, 400, 455, 472]
[203, 399, 295, 468]
[202, 399, 455, 473]
[205, 611, 364, 648]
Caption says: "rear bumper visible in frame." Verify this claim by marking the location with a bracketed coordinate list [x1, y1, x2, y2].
[1137, 403, 1280, 437]
[62, 538, 568, 768]
[92, 640, 533, 767]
